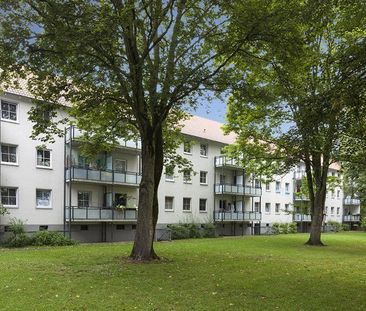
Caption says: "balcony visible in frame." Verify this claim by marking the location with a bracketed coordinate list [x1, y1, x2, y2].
[214, 156, 241, 169]
[343, 215, 360, 222]
[294, 170, 306, 180]
[293, 213, 312, 222]
[343, 198, 361, 206]
[66, 206, 137, 222]
[294, 194, 310, 201]
[65, 126, 141, 150]
[66, 166, 141, 186]
[214, 184, 262, 196]
[214, 211, 262, 222]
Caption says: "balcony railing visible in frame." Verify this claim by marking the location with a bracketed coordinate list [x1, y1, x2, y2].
[66, 166, 141, 186]
[343, 198, 361, 206]
[214, 156, 241, 168]
[66, 126, 141, 150]
[214, 184, 262, 196]
[214, 211, 262, 221]
[66, 206, 137, 221]
[293, 213, 312, 221]
[294, 170, 306, 180]
[294, 194, 310, 201]
[343, 215, 360, 222]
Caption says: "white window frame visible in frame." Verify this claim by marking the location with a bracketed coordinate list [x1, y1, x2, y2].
[265, 183, 270, 191]
[183, 170, 192, 184]
[275, 203, 280, 214]
[254, 202, 260, 213]
[284, 204, 289, 212]
[331, 206, 334, 215]
[165, 196, 174, 211]
[165, 166, 175, 182]
[199, 198, 207, 212]
[183, 197, 191, 212]
[1, 144, 18, 165]
[275, 181, 281, 193]
[265, 203, 271, 214]
[77, 191, 91, 208]
[1, 187, 18, 208]
[36, 189, 52, 209]
[285, 183, 290, 194]
[200, 171, 207, 185]
[36, 148, 52, 169]
[0, 100, 18, 123]
[114, 159, 127, 173]
[200, 143, 208, 157]
[183, 141, 192, 154]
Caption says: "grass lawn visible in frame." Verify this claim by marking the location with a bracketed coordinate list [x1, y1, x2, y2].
[1, 233, 366, 311]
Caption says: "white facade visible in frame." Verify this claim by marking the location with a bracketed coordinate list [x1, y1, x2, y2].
[0, 91, 361, 242]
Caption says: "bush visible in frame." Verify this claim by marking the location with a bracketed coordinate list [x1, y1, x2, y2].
[201, 223, 216, 238]
[342, 224, 350, 231]
[280, 223, 289, 234]
[328, 221, 343, 232]
[169, 224, 191, 240]
[4, 218, 32, 248]
[31, 231, 76, 246]
[272, 222, 297, 235]
[288, 222, 298, 234]
[361, 218, 366, 231]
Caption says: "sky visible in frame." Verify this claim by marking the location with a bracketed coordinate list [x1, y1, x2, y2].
[189, 97, 227, 124]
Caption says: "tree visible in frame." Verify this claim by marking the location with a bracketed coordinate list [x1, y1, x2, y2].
[0, 0, 291, 260]
[224, 0, 366, 245]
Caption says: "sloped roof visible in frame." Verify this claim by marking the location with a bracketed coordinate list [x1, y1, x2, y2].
[181, 115, 236, 145]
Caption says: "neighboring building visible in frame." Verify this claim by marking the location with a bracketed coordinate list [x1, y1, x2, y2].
[0, 88, 360, 242]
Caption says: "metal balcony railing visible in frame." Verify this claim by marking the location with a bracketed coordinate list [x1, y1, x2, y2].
[66, 126, 141, 150]
[214, 184, 262, 196]
[66, 166, 141, 186]
[66, 206, 138, 221]
[294, 194, 310, 201]
[343, 215, 360, 222]
[343, 198, 361, 206]
[293, 213, 312, 221]
[214, 156, 241, 168]
[214, 211, 262, 221]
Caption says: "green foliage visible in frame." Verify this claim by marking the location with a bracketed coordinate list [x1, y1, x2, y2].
[361, 218, 366, 231]
[327, 221, 343, 233]
[168, 223, 216, 240]
[4, 218, 31, 248]
[0, 204, 9, 216]
[342, 224, 350, 232]
[31, 231, 76, 246]
[272, 223, 298, 234]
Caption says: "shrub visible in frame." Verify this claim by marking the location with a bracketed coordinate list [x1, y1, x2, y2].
[5, 218, 31, 248]
[279, 223, 289, 234]
[328, 221, 342, 232]
[288, 222, 298, 233]
[31, 231, 76, 246]
[168, 224, 190, 240]
[361, 218, 366, 232]
[272, 223, 281, 234]
[342, 224, 350, 231]
[201, 223, 216, 238]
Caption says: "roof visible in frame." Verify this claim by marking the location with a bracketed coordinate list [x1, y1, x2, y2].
[181, 115, 236, 145]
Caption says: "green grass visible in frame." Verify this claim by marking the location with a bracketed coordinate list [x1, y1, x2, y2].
[1, 233, 366, 310]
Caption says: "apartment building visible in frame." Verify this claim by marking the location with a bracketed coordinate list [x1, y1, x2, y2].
[0, 87, 361, 242]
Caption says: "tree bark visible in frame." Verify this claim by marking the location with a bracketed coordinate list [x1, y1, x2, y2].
[130, 125, 164, 261]
[306, 189, 326, 245]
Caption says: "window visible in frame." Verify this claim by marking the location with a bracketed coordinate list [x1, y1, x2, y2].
[285, 183, 290, 193]
[1, 100, 17, 121]
[199, 198, 207, 212]
[219, 174, 226, 184]
[325, 206, 328, 215]
[116, 224, 125, 230]
[1, 144, 17, 164]
[200, 144, 208, 157]
[80, 225, 89, 231]
[114, 159, 126, 172]
[265, 183, 270, 191]
[36, 189, 52, 208]
[39, 225, 48, 231]
[275, 181, 281, 192]
[183, 170, 191, 183]
[285, 204, 289, 212]
[337, 207, 340, 215]
[132, 224, 136, 230]
[165, 196, 174, 211]
[78, 192, 90, 207]
[337, 190, 340, 198]
[331, 191, 335, 199]
[265, 203, 271, 213]
[183, 197, 191, 211]
[254, 202, 260, 213]
[183, 141, 191, 154]
[1, 187, 17, 207]
[36, 149, 51, 167]
[331, 206, 334, 215]
[275, 203, 280, 214]
[165, 166, 174, 181]
[254, 179, 260, 188]
[200, 171, 207, 184]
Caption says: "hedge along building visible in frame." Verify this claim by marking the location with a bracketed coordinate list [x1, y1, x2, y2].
[0, 84, 360, 242]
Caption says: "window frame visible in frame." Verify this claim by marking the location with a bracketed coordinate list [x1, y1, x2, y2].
[0, 100, 18, 122]
[275, 181, 281, 193]
[183, 141, 192, 154]
[164, 196, 174, 211]
[200, 171, 208, 185]
[265, 202, 271, 214]
[275, 203, 280, 214]
[200, 143, 208, 157]
[165, 166, 175, 182]
[199, 198, 207, 212]
[1, 187, 18, 208]
[285, 183, 290, 194]
[183, 197, 191, 212]
[1, 144, 18, 165]
[77, 191, 91, 208]
[183, 170, 192, 184]
[36, 148, 52, 169]
[36, 189, 52, 209]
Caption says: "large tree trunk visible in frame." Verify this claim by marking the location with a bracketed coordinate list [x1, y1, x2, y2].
[306, 189, 326, 245]
[130, 125, 164, 261]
